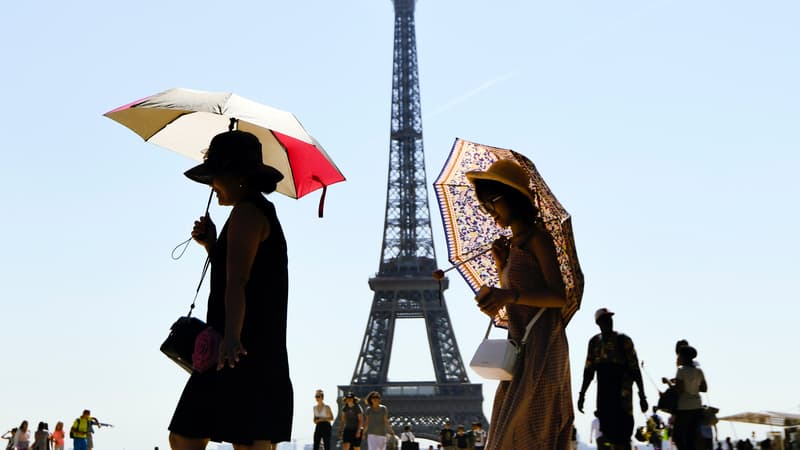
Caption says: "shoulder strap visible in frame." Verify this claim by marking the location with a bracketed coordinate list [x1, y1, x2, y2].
[484, 307, 545, 343]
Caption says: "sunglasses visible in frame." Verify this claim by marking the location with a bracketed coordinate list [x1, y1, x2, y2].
[478, 194, 504, 214]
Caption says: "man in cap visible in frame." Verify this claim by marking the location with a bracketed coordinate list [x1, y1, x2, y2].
[577, 308, 648, 450]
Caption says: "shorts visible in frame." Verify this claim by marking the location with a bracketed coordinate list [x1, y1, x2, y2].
[342, 428, 362, 445]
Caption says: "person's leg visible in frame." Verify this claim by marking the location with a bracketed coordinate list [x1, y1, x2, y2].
[168, 432, 209, 450]
[313, 425, 322, 450]
[322, 423, 331, 450]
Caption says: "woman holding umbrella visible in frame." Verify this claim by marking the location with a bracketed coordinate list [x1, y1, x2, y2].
[168, 130, 293, 450]
[466, 159, 574, 449]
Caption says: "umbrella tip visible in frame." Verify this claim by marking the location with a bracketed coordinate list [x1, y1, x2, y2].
[229, 117, 238, 131]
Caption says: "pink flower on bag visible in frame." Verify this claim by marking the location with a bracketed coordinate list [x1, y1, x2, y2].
[192, 327, 222, 372]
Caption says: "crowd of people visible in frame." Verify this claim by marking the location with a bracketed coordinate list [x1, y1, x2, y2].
[309, 389, 488, 450]
[2, 410, 107, 450]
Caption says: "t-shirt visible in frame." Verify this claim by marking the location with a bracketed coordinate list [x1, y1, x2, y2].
[341, 404, 364, 430]
[51, 430, 65, 446]
[440, 428, 454, 445]
[71, 418, 89, 439]
[455, 432, 469, 448]
[470, 429, 486, 447]
[365, 405, 388, 436]
[676, 365, 705, 410]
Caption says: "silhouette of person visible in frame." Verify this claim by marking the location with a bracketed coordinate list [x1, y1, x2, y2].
[168, 130, 293, 450]
[578, 308, 648, 450]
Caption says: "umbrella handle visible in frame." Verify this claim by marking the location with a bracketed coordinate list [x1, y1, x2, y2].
[433, 245, 492, 279]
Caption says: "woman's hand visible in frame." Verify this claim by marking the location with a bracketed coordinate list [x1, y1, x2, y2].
[475, 285, 514, 317]
[192, 214, 217, 250]
[491, 236, 511, 268]
[217, 335, 247, 370]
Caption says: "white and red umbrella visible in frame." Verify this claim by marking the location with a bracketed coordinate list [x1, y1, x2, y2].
[104, 88, 345, 214]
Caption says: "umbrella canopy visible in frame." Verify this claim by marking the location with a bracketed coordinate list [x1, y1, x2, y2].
[104, 88, 345, 202]
[433, 138, 584, 325]
[718, 411, 800, 427]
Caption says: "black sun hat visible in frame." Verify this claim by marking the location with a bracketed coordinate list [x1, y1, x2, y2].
[184, 130, 284, 188]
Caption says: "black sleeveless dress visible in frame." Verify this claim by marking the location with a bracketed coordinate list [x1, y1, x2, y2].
[169, 195, 293, 445]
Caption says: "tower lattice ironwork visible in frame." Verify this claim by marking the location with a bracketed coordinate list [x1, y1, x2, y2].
[336, 0, 487, 442]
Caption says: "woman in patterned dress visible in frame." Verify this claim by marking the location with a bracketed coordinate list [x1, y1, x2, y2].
[467, 159, 574, 449]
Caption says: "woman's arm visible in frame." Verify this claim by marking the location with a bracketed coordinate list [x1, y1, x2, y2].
[475, 231, 566, 317]
[325, 405, 334, 421]
[218, 202, 270, 370]
[383, 408, 394, 436]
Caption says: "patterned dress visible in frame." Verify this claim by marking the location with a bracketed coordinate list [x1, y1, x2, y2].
[487, 245, 574, 449]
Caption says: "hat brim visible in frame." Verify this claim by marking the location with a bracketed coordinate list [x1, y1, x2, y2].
[184, 161, 284, 186]
[465, 170, 537, 208]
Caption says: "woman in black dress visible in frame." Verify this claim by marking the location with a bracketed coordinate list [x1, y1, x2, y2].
[168, 130, 293, 450]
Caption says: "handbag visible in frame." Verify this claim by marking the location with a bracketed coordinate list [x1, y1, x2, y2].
[469, 307, 545, 380]
[159, 255, 212, 373]
[656, 385, 679, 414]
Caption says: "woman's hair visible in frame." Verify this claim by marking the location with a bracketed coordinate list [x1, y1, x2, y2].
[55, 422, 63, 431]
[19, 421, 27, 431]
[37, 422, 45, 432]
[366, 391, 381, 404]
[249, 176, 278, 195]
[677, 345, 697, 363]
[473, 179, 539, 223]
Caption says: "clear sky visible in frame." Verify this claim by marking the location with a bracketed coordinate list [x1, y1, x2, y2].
[1, 1, 798, 449]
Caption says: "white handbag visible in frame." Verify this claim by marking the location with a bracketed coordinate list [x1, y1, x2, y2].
[469, 308, 545, 380]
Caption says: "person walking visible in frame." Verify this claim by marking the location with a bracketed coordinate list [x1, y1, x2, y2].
[168, 130, 293, 450]
[439, 422, 455, 450]
[3, 428, 17, 450]
[13, 422, 29, 450]
[467, 160, 576, 449]
[30, 423, 49, 450]
[399, 425, 417, 450]
[363, 392, 395, 450]
[338, 392, 363, 450]
[70, 412, 91, 450]
[578, 308, 649, 450]
[663, 345, 707, 450]
[49, 423, 64, 450]
[469, 422, 486, 450]
[312, 389, 334, 450]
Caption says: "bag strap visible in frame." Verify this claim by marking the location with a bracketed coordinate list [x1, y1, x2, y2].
[184, 189, 214, 318]
[484, 307, 546, 343]
[187, 256, 211, 318]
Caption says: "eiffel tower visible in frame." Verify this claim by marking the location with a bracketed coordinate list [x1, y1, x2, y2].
[335, 0, 487, 442]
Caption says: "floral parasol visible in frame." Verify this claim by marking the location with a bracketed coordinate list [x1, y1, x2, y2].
[433, 138, 584, 325]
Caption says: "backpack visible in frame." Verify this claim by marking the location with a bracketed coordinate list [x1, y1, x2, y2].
[69, 418, 86, 439]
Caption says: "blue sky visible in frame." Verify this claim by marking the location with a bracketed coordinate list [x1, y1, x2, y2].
[1, 1, 798, 448]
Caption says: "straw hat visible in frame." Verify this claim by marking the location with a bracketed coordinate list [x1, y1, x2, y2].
[465, 159, 536, 209]
[184, 130, 284, 188]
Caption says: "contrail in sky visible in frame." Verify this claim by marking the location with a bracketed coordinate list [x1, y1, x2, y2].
[424, 71, 520, 120]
